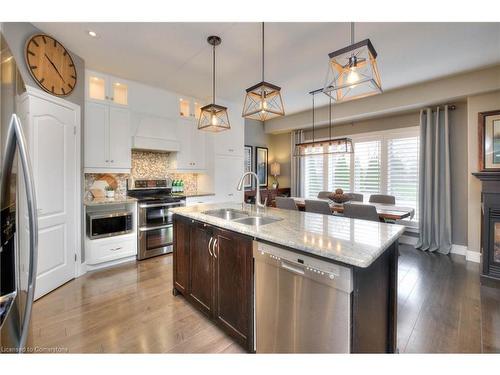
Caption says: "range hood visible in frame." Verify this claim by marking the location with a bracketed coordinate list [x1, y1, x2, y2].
[132, 114, 180, 152]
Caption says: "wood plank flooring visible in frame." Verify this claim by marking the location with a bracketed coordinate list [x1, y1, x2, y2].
[27, 244, 500, 353]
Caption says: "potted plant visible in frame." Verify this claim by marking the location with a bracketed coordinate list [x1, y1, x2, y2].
[104, 186, 115, 198]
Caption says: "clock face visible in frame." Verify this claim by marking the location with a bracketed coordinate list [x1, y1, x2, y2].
[25, 34, 77, 96]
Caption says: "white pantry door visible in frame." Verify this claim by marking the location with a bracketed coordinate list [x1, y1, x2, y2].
[20, 91, 80, 300]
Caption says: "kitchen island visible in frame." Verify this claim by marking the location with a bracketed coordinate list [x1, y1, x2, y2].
[171, 202, 404, 353]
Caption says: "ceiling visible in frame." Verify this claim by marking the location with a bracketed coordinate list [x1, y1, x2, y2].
[34, 22, 500, 115]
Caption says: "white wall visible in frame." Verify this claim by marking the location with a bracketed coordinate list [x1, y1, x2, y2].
[467, 90, 500, 256]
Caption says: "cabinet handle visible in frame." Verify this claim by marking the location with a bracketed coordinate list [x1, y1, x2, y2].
[110, 247, 122, 251]
[213, 239, 218, 259]
[228, 149, 234, 152]
[111, 97, 114, 101]
[110, 160, 114, 163]
[208, 237, 213, 257]
[105, 96, 109, 100]
[105, 159, 109, 162]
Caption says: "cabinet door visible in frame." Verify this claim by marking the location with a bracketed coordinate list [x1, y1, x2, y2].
[214, 155, 244, 202]
[189, 222, 214, 316]
[86, 70, 108, 103]
[175, 119, 206, 171]
[108, 76, 129, 107]
[173, 217, 191, 294]
[108, 106, 131, 169]
[85, 101, 109, 168]
[213, 229, 253, 347]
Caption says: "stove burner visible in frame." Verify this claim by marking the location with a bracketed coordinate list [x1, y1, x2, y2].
[126, 178, 185, 203]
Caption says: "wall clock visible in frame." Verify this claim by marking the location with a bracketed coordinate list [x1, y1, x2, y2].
[25, 34, 77, 97]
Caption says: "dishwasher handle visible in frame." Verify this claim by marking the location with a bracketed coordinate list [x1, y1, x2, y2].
[280, 260, 305, 275]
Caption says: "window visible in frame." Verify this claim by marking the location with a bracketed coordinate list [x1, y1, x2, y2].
[301, 127, 419, 223]
[387, 136, 420, 220]
[328, 149, 351, 192]
[354, 140, 381, 196]
[303, 145, 324, 200]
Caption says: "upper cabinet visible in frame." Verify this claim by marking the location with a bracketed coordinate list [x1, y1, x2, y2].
[86, 70, 129, 107]
[178, 96, 203, 121]
[85, 101, 131, 173]
[169, 118, 207, 172]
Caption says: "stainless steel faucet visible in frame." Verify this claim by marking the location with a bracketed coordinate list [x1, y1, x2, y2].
[237, 172, 267, 208]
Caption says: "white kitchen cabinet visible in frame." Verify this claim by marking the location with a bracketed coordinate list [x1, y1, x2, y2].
[213, 110, 244, 157]
[185, 195, 216, 206]
[86, 69, 129, 107]
[85, 100, 131, 173]
[169, 118, 206, 171]
[178, 96, 203, 120]
[214, 155, 244, 203]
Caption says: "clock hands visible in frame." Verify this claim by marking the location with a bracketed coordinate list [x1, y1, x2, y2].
[44, 53, 66, 83]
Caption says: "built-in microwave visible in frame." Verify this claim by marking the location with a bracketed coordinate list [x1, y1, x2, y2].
[86, 210, 133, 239]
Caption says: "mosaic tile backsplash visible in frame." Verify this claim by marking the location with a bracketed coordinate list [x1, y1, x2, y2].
[84, 150, 199, 198]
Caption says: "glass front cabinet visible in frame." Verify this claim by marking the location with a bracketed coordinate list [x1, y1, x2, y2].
[86, 70, 129, 106]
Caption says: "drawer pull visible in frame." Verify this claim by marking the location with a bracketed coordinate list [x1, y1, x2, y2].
[110, 247, 123, 251]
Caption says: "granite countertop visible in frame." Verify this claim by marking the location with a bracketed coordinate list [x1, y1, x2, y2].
[171, 202, 405, 268]
[84, 196, 138, 206]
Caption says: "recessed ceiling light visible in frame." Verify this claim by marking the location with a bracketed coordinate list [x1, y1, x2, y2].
[87, 30, 98, 38]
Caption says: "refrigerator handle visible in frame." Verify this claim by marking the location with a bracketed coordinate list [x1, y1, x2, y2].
[1, 114, 38, 349]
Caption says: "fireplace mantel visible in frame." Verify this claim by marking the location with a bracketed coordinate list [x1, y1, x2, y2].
[473, 171, 500, 181]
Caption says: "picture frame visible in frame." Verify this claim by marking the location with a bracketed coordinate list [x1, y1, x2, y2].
[478, 110, 500, 171]
[255, 146, 268, 187]
[244, 145, 253, 189]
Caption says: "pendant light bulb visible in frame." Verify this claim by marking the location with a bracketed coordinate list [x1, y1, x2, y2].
[346, 68, 360, 85]
[211, 112, 218, 126]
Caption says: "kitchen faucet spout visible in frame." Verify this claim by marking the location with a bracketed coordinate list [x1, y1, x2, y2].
[237, 172, 267, 208]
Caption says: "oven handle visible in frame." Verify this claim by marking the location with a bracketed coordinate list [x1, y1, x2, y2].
[138, 224, 173, 232]
[139, 202, 185, 209]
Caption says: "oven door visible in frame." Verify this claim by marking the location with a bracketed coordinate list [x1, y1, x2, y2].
[138, 224, 173, 260]
[138, 201, 184, 228]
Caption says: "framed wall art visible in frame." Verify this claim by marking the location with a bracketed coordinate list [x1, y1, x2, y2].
[255, 146, 268, 187]
[479, 110, 500, 171]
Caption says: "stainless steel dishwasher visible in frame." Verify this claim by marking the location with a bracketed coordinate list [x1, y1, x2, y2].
[254, 242, 353, 353]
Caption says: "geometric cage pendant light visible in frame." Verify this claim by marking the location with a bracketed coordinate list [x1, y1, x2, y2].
[294, 89, 353, 157]
[198, 35, 231, 132]
[242, 22, 285, 121]
[323, 22, 382, 103]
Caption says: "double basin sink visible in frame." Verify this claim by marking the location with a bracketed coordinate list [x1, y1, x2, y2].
[202, 208, 283, 226]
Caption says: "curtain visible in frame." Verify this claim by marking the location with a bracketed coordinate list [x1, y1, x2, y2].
[290, 130, 303, 197]
[416, 106, 452, 254]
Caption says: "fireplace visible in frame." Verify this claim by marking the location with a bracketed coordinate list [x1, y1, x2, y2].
[473, 171, 500, 286]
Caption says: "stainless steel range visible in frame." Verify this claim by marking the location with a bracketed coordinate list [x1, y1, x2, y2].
[127, 179, 185, 260]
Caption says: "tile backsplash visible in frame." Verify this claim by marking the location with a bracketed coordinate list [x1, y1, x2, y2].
[84, 150, 199, 198]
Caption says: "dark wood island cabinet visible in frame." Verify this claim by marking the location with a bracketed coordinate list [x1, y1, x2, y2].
[173, 215, 254, 351]
[172, 211, 399, 353]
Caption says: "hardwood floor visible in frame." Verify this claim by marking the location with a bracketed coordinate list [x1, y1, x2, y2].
[27, 244, 500, 353]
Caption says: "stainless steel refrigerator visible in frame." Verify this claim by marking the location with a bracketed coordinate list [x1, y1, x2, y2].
[0, 30, 38, 352]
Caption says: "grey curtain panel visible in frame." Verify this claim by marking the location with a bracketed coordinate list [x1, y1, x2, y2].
[290, 130, 303, 197]
[416, 106, 452, 254]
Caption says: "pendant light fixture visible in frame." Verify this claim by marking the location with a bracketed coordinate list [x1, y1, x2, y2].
[323, 22, 382, 103]
[294, 89, 353, 157]
[198, 35, 230, 132]
[242, 22, 285, 121]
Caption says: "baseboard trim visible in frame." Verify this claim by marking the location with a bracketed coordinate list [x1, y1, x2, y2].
[399, 237, 480, 263]
[86, 255, 137, 272]
[466, 250, 481, 263]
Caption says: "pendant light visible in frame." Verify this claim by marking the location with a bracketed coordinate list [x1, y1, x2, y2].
[198, 35, 230, 132]
[323, 22, 382, 103]
[242, 22, 285, 121]
[294, 89, 353, 157]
